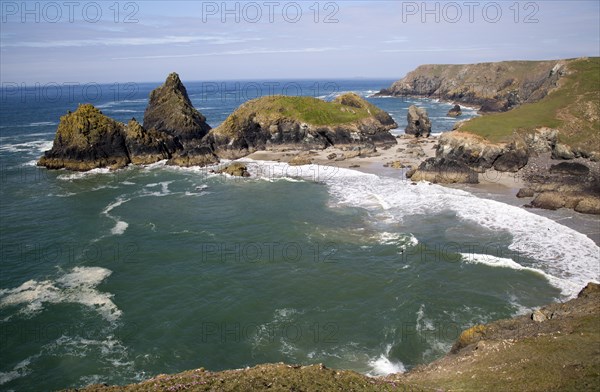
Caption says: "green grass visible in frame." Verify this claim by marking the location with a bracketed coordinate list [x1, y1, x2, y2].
[461, 57, 600, 149]
[214, 94, 386, 137]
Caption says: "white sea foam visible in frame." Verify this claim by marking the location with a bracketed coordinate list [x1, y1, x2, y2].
[100, 197, 131, 238]
[0, 139, 53, 154]
[0, 356, 37, 385]
[0, 267, 121, 323]
[243, 159, 600, 298]
[367, 344, 405, 376]
[111, 221, 129, 235]
[57, 167, 111, 181]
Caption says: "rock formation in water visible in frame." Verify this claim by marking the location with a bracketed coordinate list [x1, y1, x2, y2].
[204, 93, 397, 159]
[143, 72, 211, 144]
[447, 104, 462, 117]
[405, 105, 431, 138]
[38, 104, 130, 171]
[38, 73, 218, 170]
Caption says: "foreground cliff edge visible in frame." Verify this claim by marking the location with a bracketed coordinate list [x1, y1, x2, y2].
[65, 283, 600, 391]
[37, 74, 398, 171]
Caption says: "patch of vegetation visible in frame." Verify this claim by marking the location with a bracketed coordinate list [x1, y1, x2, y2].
[214, 93, 386, 137]
[461, 57, 600, 150]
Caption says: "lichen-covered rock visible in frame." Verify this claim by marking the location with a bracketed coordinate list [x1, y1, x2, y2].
[405, 105, 431, 138]
[217, 162, 250, 177]
[552, 143, 576, 159]
[574, 197, 600, 214]
[409, 157, 479, 184]
[288, 155, 313, 166]
[143, 72, 212, 144]
[451, 325, 486, 353]
[167, 147, 219, 167]
[516, 188, 535, 198]
[38, 104, 129, 171]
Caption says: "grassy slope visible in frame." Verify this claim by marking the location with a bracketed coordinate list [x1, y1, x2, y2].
[213, 94, 386, 137]
[460, 57, 600, 149]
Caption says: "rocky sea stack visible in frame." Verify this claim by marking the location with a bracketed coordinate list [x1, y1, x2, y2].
[405, 105, 431, 138]
[38, 73, 219, 171]
[38, 104, 130, 171]
[205, 93, 397, 158]
[143, 72, 211, 144]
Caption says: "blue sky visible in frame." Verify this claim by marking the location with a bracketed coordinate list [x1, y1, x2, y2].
[1, 0, 599, 83]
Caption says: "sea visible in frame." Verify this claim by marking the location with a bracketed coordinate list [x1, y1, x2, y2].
[1, 79, 599, 391]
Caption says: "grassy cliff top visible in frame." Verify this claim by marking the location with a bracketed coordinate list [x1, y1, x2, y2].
[402, 59, 561, 80]
[460, 57, 600, 149]
[212, 93, 387, 137]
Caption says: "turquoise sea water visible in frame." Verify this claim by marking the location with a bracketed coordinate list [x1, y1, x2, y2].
[1, 80, 598, 391]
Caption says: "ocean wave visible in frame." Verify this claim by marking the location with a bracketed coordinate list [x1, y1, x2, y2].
[0, 267, 121, 323]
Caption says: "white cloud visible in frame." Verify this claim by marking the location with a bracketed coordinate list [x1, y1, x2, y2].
[112, 47, 340, 60]
[2, 35, 261, 48]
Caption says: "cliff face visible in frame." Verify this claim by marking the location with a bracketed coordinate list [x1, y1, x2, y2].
[378, 60, 567, 112]
[205, 93, 397, 158]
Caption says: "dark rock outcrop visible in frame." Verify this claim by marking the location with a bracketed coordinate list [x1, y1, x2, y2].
[124, 118, 172, 165]
[205, 93, 397, 159]
[549, 162, 590, 175]
[435, 132, 528, 173]
[447, 104, 462, 117]
[143, 72, 212, 144]
[405, 105, 431, 138]
[408, 157, 479, 184]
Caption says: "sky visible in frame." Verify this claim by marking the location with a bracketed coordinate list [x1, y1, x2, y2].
[1, 0, 599, 83]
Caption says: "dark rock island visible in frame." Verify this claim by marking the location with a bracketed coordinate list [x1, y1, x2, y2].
[205, 92, 397, 158]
